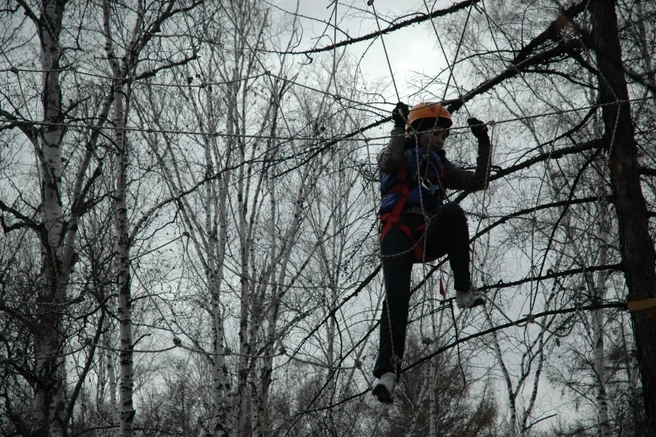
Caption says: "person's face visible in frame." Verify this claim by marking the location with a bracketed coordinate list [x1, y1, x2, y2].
[418, 128, 449, 151]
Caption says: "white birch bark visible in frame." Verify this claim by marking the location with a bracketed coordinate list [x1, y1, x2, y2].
[592, 195, 611, 437]
[104, 329, 120, 428]
[635, 0, 656, 104]
[31, 1, 68, 435]
[592, 294, 610, 437]
[100, 1, 192, 433]
[10, 1, 119, 432]
[230, 75, 252, 437]
[624, 321, 643, 436]
[112, 85, 135, 436]
[102, 5, 140, 436]
[208, 138, 233, 436]
[102, 0, 136, 427]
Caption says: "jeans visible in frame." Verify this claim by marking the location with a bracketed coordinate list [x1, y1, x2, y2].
[373, 202, 471, 378]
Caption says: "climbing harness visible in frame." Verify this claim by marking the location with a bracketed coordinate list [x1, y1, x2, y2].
[379, 148, 447, 262]
[366, 0, 476, 389]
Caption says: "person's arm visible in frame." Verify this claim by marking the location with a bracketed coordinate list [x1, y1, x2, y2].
[445, 118, 492, 191]
[445, 142, 491, 191]
[378, 102, 410, 173]
[377, 126, 406, 173]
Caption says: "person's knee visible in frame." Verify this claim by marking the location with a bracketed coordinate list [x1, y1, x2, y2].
[441, 202, 466, 225]
[381, 226, 413, 256]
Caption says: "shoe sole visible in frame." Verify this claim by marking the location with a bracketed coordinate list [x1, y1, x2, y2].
[457, 298, 486, 309]
[372, 384, 393, 404]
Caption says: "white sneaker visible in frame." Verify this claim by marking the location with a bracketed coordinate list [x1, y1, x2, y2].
[371, 372, 396, 404]
[455, 288, 485, 309]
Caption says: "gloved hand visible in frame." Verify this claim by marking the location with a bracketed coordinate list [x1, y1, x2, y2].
[392, 102, 409, 128]
[467, 117, 490, 144]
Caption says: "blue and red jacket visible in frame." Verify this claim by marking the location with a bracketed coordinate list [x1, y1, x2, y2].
[379, 146, 449, 217]
[377, 124, 492, 259]
[378, 145, 450, 261]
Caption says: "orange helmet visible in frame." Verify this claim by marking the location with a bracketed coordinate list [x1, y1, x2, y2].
[406, 102, 453, 132]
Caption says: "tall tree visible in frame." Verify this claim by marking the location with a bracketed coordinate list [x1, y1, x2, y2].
[1, 1, 201, 435]
[437, 0, 655, 433]
[99, 0, 202, 433]
[590, 1, 656, 434]
[0, 1, 111, 434]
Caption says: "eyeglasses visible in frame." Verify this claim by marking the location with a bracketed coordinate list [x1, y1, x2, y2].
[417, 127, 450, 138]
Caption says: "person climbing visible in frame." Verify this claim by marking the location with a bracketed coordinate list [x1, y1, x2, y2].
[371, 101, 493, 404]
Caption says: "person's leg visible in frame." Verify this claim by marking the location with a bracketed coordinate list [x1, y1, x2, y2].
[424, 202, 471, 291]
[373, 225, 415, 378]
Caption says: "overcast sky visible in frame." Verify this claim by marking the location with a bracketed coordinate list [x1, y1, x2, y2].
[271, 0, 456, 106]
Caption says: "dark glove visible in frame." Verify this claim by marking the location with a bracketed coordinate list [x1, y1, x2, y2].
[392, 102, 409, 128]
[467, 117, 490, 144]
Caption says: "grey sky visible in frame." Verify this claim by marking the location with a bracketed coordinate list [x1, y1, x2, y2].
[271, 0, 456, 104]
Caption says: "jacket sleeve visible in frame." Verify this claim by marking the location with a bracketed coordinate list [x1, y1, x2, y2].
[445, 142, 492, 191]
[377, 126, 406, 173]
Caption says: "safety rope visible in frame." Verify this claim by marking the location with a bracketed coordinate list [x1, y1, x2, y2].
[311, 0, 624, 410]
[423, 0, 474, 106]
[402, 1, 477, 320]
[469, 120, 495, 288]
[419, 0, 490, 297]
[314, 0, 402, 389]
[369, 1, 401, 102]
[368, 0, 403, 385]
[368, 0, 489, 380]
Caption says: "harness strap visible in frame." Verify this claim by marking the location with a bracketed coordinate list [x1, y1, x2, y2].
[379, 155, 441, 263]
[380, 185, 431, 262]
[380, 215, 427, 262]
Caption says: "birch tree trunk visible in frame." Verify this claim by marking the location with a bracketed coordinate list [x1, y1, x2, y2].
[634, 0, 656, 103]
[230, 88, 252, 437]
[111, 79, 135, 435]
[624, 321, 645, 436]
[32, 1, 69, 435]
[104, 327, 120, 428]
[590, 195, 611, 437]
[102, 0, 136, 430]
[2, 1, 123, 433]
[207, 133, 232, 437]
[99, 2, 201, 433]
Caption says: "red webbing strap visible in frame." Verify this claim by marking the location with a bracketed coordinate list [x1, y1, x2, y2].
[380, 216, 427, 262]
[380, 162, 430, 261]
[378, 152, 446, 263]
[380, 162, 409, 235]
[380, 195, 428, 261]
